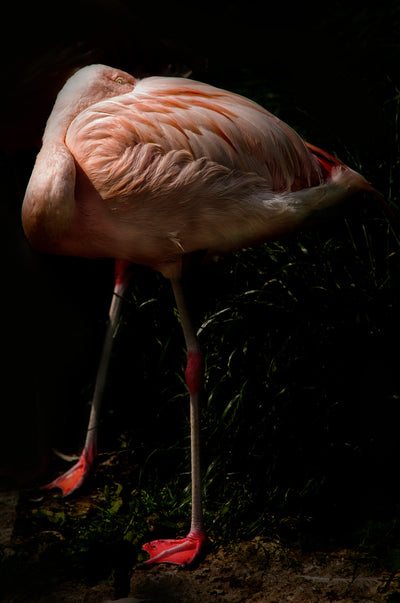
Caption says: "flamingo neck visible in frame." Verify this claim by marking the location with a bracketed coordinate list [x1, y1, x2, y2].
[43, 102, 78, 144]
[21, 137, 77, 253]
[43, 78, 97, 144]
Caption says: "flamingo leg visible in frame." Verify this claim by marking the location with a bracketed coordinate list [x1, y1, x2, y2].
[43, 260, 132, 496]
[143, 276, 208, 566]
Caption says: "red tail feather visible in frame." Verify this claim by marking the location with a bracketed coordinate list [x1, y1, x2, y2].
[307, 143, 395, 220]
[306, 142, 345, 179]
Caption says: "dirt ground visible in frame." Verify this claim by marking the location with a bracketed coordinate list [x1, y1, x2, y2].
[1, 486, 399, 603]
[127, 542, 397, 603]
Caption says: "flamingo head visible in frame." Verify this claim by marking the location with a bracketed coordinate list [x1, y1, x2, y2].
[43, 64, 136, 141]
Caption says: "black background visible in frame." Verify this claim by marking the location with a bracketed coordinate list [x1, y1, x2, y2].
[1, 0, 400, 548]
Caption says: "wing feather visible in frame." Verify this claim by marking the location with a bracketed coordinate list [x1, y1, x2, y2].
[66, 76, 322, 204]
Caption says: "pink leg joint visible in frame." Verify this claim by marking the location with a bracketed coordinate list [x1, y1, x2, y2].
[114, 259, 132, 286]
[185, 350, 203, 395]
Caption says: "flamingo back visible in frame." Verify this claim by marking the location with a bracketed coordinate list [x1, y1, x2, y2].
[61, 76, 367, 273]
[66, 77, 323, 197]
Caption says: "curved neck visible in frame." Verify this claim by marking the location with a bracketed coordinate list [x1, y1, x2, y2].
[21, 139, 76, 253]
[43, 95, 81, 144]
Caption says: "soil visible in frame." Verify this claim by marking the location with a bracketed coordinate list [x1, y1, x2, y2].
[1, 485, 399, 603]
[127, 543, 395, 603]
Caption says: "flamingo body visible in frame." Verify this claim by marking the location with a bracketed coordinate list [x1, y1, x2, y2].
[22, 66, 368, 278]
[22, 64, 375, 566]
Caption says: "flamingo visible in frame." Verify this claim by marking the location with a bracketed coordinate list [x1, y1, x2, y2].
[22, 64, 379, 567]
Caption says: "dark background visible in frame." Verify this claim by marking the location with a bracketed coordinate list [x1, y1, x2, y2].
[1, 0, 400, 557]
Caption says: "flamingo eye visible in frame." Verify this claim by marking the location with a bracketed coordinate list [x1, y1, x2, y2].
[115, 76, 127, 85]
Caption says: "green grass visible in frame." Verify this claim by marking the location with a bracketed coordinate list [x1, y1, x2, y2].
[97, 202, 400, 552]
[12, 192, 397, 595]
[86, 78, 400, 561]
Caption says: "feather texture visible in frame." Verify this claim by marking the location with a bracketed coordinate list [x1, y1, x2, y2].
[67, 77, 323, 196]
[23, 66, 370, 276]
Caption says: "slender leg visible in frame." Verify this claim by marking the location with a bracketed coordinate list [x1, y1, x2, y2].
[43, 260, 132, 496]
[142, 276, 208, 566]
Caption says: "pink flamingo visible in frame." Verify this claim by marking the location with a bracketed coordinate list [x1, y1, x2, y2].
[22, 64, 378, 566]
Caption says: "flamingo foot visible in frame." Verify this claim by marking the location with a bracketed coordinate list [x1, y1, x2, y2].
[142, 530, 208, 567]
[42, 444, 96, 497]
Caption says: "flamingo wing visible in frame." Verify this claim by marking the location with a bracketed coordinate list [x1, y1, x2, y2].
[63, 77, 357, 270]
[66, 77, 322, 199]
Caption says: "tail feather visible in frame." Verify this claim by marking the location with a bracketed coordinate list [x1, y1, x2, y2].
[308, 142, 395, 219]
[307, 142, 346, 179]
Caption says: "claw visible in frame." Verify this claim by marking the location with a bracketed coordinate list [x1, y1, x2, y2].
[142, 530, 208, 567]
[52, 449, 80, 462]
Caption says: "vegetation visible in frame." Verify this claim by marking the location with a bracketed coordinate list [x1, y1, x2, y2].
[4, 181, 399, 598]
